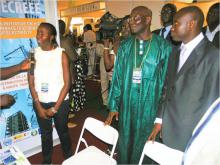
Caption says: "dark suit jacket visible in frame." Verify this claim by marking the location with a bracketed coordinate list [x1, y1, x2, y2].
[212, 31, 219, 49]
[202, 26, 220, 49]
[157, 38, 219, 151]
[153, 28, 180, 46]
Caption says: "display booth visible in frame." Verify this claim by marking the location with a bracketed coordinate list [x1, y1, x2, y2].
[0, 0, 60, 160]
[59, 1, 106, 35]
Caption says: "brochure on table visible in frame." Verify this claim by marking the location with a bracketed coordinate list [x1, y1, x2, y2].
[0, 146, 31, 165]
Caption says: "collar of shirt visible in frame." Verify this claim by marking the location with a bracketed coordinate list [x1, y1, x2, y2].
[178, 33, 204, 72]
[164, 25, 172, 38]
[159, 25, 172, 38]
[205, 24, 220, 41]
[182, 32, 204, 54]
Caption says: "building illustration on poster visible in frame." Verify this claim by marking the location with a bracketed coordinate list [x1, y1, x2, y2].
[0, 0, 59, 157]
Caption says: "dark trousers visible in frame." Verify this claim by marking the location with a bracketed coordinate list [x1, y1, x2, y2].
[35, 100, 73, 164]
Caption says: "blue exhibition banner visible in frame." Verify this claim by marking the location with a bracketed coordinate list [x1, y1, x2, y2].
[0, 0, 48, 156]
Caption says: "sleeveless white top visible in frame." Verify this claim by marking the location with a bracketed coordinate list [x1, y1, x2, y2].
[34, 47, 68, 103]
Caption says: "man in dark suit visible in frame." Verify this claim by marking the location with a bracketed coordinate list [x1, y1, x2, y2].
[149, 6, 219, 152]
[153, 3, 180, 46]
[203, 3, 219, 49]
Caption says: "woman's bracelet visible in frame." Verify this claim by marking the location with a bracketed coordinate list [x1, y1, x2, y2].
[104, 47, 110, 50]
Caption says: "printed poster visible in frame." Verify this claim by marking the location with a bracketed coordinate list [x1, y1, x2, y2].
[0, 0, 59, 157]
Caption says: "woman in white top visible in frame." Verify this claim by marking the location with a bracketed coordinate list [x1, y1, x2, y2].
[28, 22, 72, 164]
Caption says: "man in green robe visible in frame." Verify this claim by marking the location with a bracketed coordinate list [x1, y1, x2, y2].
[105, 6, 172, 164]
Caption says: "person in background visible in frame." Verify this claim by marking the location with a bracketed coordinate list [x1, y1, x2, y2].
[66, 28, 78, 48]
[149, 6, 219, 152]
[103, 15, 131, 73]
[95, 40, 108, 107]
[70, 44, 87, 113]
[103, 39, 115, 72]
[203, 2, 219, 49]
[0, 59, 30, 109]
[97, 35, 120, 108]
[59, 19, 78, 128]
[28, 22, 73, 164]
[105, 6, 172, 164]
[102, 17, 131, 154]
[59, 19, 77, 78]
[153, 3, 180, 46]
[83, 24, 97, 77]
[98, 15, 131, 108]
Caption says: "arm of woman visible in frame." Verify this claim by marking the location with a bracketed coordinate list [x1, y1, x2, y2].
[103, 49, 115, 72]
[28, 73, 47, 119]
[0, 59, 30, 80]
[103, 39, 115, 72]
[47, 51, 70, 116]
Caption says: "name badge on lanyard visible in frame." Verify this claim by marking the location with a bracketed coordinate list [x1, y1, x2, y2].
[132, 68, 142, 84]
[41, 83, 49, 93]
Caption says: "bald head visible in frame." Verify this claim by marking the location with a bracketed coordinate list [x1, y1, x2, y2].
[131, 6, 152, 17]
[171, 6, 204, 43]
[176, 6, 204, 30]
[129, 6, 152, 37]
[209, 2, 220, 12]
[162, 3, 177, 13]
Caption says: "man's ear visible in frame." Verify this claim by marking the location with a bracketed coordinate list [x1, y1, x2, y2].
[188, 20, 196, 31]
[50, 35, 55, 42]
[146, 16, 152, 25]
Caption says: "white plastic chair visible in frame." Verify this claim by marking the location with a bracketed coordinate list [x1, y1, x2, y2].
[139, 98, 220, 165]
[62, 117, 118, 165]
[138, 141, 183, 165]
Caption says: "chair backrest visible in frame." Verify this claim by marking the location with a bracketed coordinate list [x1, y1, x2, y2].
[192, 97, 220, 135]
[75, 117, 119, 158]
[138, 98, 220, 165]
[182, 97, 220, 164]
[138, 141, 183, 165]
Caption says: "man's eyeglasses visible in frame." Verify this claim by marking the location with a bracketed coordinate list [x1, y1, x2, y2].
[160, 10, 173, 16]
[129, 14, 144, 24]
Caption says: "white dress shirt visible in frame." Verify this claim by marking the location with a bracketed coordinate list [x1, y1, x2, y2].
[205, 24, 220, 42]
[177, 33, 204, 72]
[160, 25, 172, 39]
[155, 32, 204, 124]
